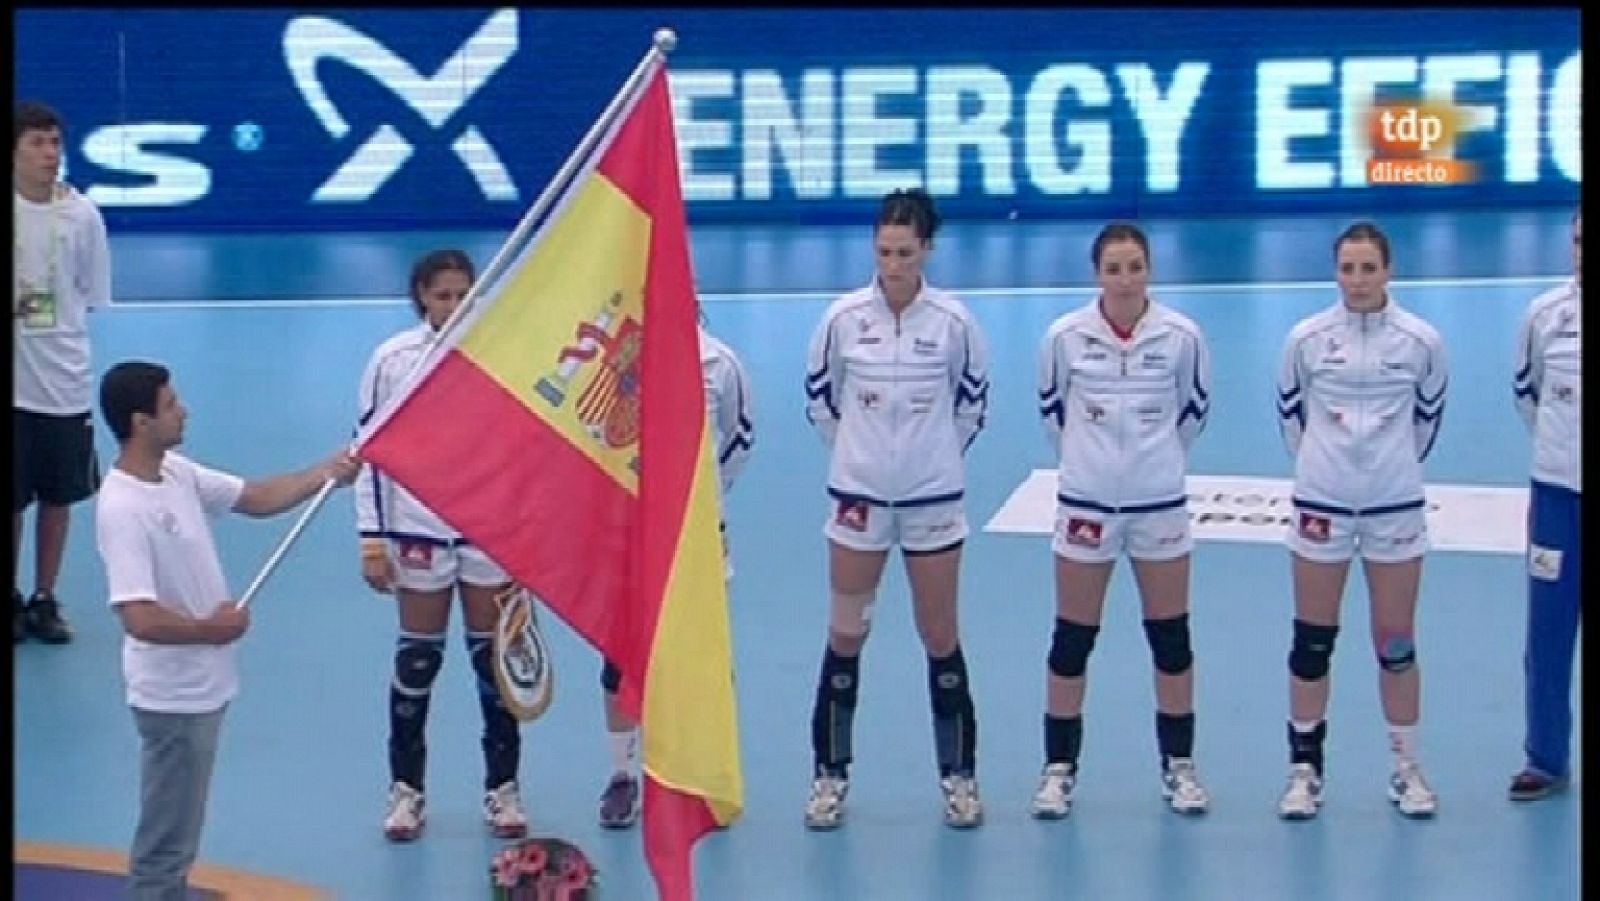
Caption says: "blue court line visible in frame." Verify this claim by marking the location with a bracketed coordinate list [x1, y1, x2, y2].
[108, 275, 1566, 310]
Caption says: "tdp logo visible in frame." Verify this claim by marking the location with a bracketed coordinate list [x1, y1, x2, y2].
[284, 8, 521, 203]
[1363, 98, 1475, 186]
[1367, 100, 1462, 156]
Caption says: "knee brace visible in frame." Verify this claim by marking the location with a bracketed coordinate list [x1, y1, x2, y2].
[1289, 620, 1339, 681]
[466, 631, 496, 693]
[829, 591, 876, 639]
[467, 630, 520, 787]
[1048, 618, 1100, 679]
[928, 648, 973, 718]
[1377, 633, 1416, 673]
[601, 658, 623, 694]
[390, 633, 445, 786]
[393, 633, 445, 696]
[928, 647, 977, 776]
[812, 647, 862, 773]
[1142, 614, 1193, 675]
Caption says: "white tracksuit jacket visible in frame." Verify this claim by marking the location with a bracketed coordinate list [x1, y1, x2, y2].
[1513, 278, 1581, 494]
[805, 280, 989, 507]
[1276, 298, 1448, 515]
[700, 325, 755, 501]
[1037, 299, 1211, 512]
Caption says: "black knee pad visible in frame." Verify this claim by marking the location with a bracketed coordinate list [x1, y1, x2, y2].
[1048, 618, 1100, 679]
[1377, 634, 1416, 673]
[394, 635, 444, 693]
[601, 658, 622, 693]
[1289, 620, 1339, 681]
[1142, 614, 1193, 675]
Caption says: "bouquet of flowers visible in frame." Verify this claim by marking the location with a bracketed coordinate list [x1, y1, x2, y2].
[490, 837, 597, 900]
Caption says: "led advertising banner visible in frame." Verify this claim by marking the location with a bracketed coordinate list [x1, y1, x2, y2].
[14, 8, 1580, 231]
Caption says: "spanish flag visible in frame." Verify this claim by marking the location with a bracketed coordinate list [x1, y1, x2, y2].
[356, 50, 740, 900]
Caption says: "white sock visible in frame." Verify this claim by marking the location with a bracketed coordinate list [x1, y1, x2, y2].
[1388, 723, 1417, 767]
[1290, 718, 1321, 734]
[610, 728, 639, 776]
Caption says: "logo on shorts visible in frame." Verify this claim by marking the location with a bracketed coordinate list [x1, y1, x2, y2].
[1297, 512, 1332, 543]
[1390, 528, 1423, 547]
[835, 500, 870, 532]
[1063, 517, 1103, 548]
[396, 540, 434, 569]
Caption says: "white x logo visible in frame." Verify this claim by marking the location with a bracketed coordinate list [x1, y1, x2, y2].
[284, 9, 520, 203]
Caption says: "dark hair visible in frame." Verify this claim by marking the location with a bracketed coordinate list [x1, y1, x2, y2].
[409, 249, 475, 318]
[1091, 222, 1150, 270]
[14, 100, 63, 148]
[100, 360, 170, 445]
[1333, 221, 1391, 268]
[876, 188, 940, 243]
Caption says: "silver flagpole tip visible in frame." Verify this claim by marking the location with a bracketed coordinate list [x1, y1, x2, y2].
[653, 28, 677, 53]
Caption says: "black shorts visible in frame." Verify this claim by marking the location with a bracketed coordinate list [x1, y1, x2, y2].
[14, 409, 100, 511]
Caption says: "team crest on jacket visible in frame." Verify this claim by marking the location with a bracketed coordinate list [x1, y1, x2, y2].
[534, 291, 643, 455]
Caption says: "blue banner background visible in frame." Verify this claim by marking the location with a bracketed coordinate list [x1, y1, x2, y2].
[14, 8, 1581, 231]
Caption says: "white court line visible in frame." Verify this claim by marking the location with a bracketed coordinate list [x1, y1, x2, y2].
[113, 274, 1566, 310]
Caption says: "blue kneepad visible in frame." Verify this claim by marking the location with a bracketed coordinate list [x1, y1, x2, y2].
[1377, 634, 1416, 673]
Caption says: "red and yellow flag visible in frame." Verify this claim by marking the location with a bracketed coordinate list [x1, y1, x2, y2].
[357, 59, 741, 900]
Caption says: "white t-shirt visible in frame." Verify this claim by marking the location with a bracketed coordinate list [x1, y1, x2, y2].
[96, 453, 245, 713]
[13, 183, 112, 415]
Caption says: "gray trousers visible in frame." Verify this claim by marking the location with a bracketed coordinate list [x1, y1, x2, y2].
[129, 705, 226, 901]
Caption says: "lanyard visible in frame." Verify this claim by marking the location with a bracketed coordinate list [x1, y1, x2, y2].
[13, 184, 64, 293]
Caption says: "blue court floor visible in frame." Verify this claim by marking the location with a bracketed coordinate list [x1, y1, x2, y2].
[13, 208, 1581, 900]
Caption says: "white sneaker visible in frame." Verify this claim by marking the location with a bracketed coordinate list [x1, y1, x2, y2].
[1029, 762, 1077, 819]
[1162, 758, 1210, 815]
[383, 781, 426, 842]
[804, 774, 849, 830]
[1277, 763, 1323, 820]
[1388, 762, 1437, 818]
[484, 780, 529, 838]
[941, 774, 983, 829]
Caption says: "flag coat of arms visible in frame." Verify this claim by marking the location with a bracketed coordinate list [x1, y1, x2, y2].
[356, 45, 740, 901]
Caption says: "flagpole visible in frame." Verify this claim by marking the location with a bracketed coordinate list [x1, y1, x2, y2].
[469, 27, 678, 307]
[237, 479, 337, 609]
[352, 28, 679, 454]
[241, 29, 682, 610]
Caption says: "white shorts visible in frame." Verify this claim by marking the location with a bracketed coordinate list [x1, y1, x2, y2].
[387, 536, 508, 593]
[1051, 503, 1193, 563]
[823, 497, 968, 554]
[1286, 503, 1429, 563]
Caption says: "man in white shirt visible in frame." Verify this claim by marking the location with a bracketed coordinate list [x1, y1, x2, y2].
[95, 360, 359, 899]
[14, 100, 111, 644]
